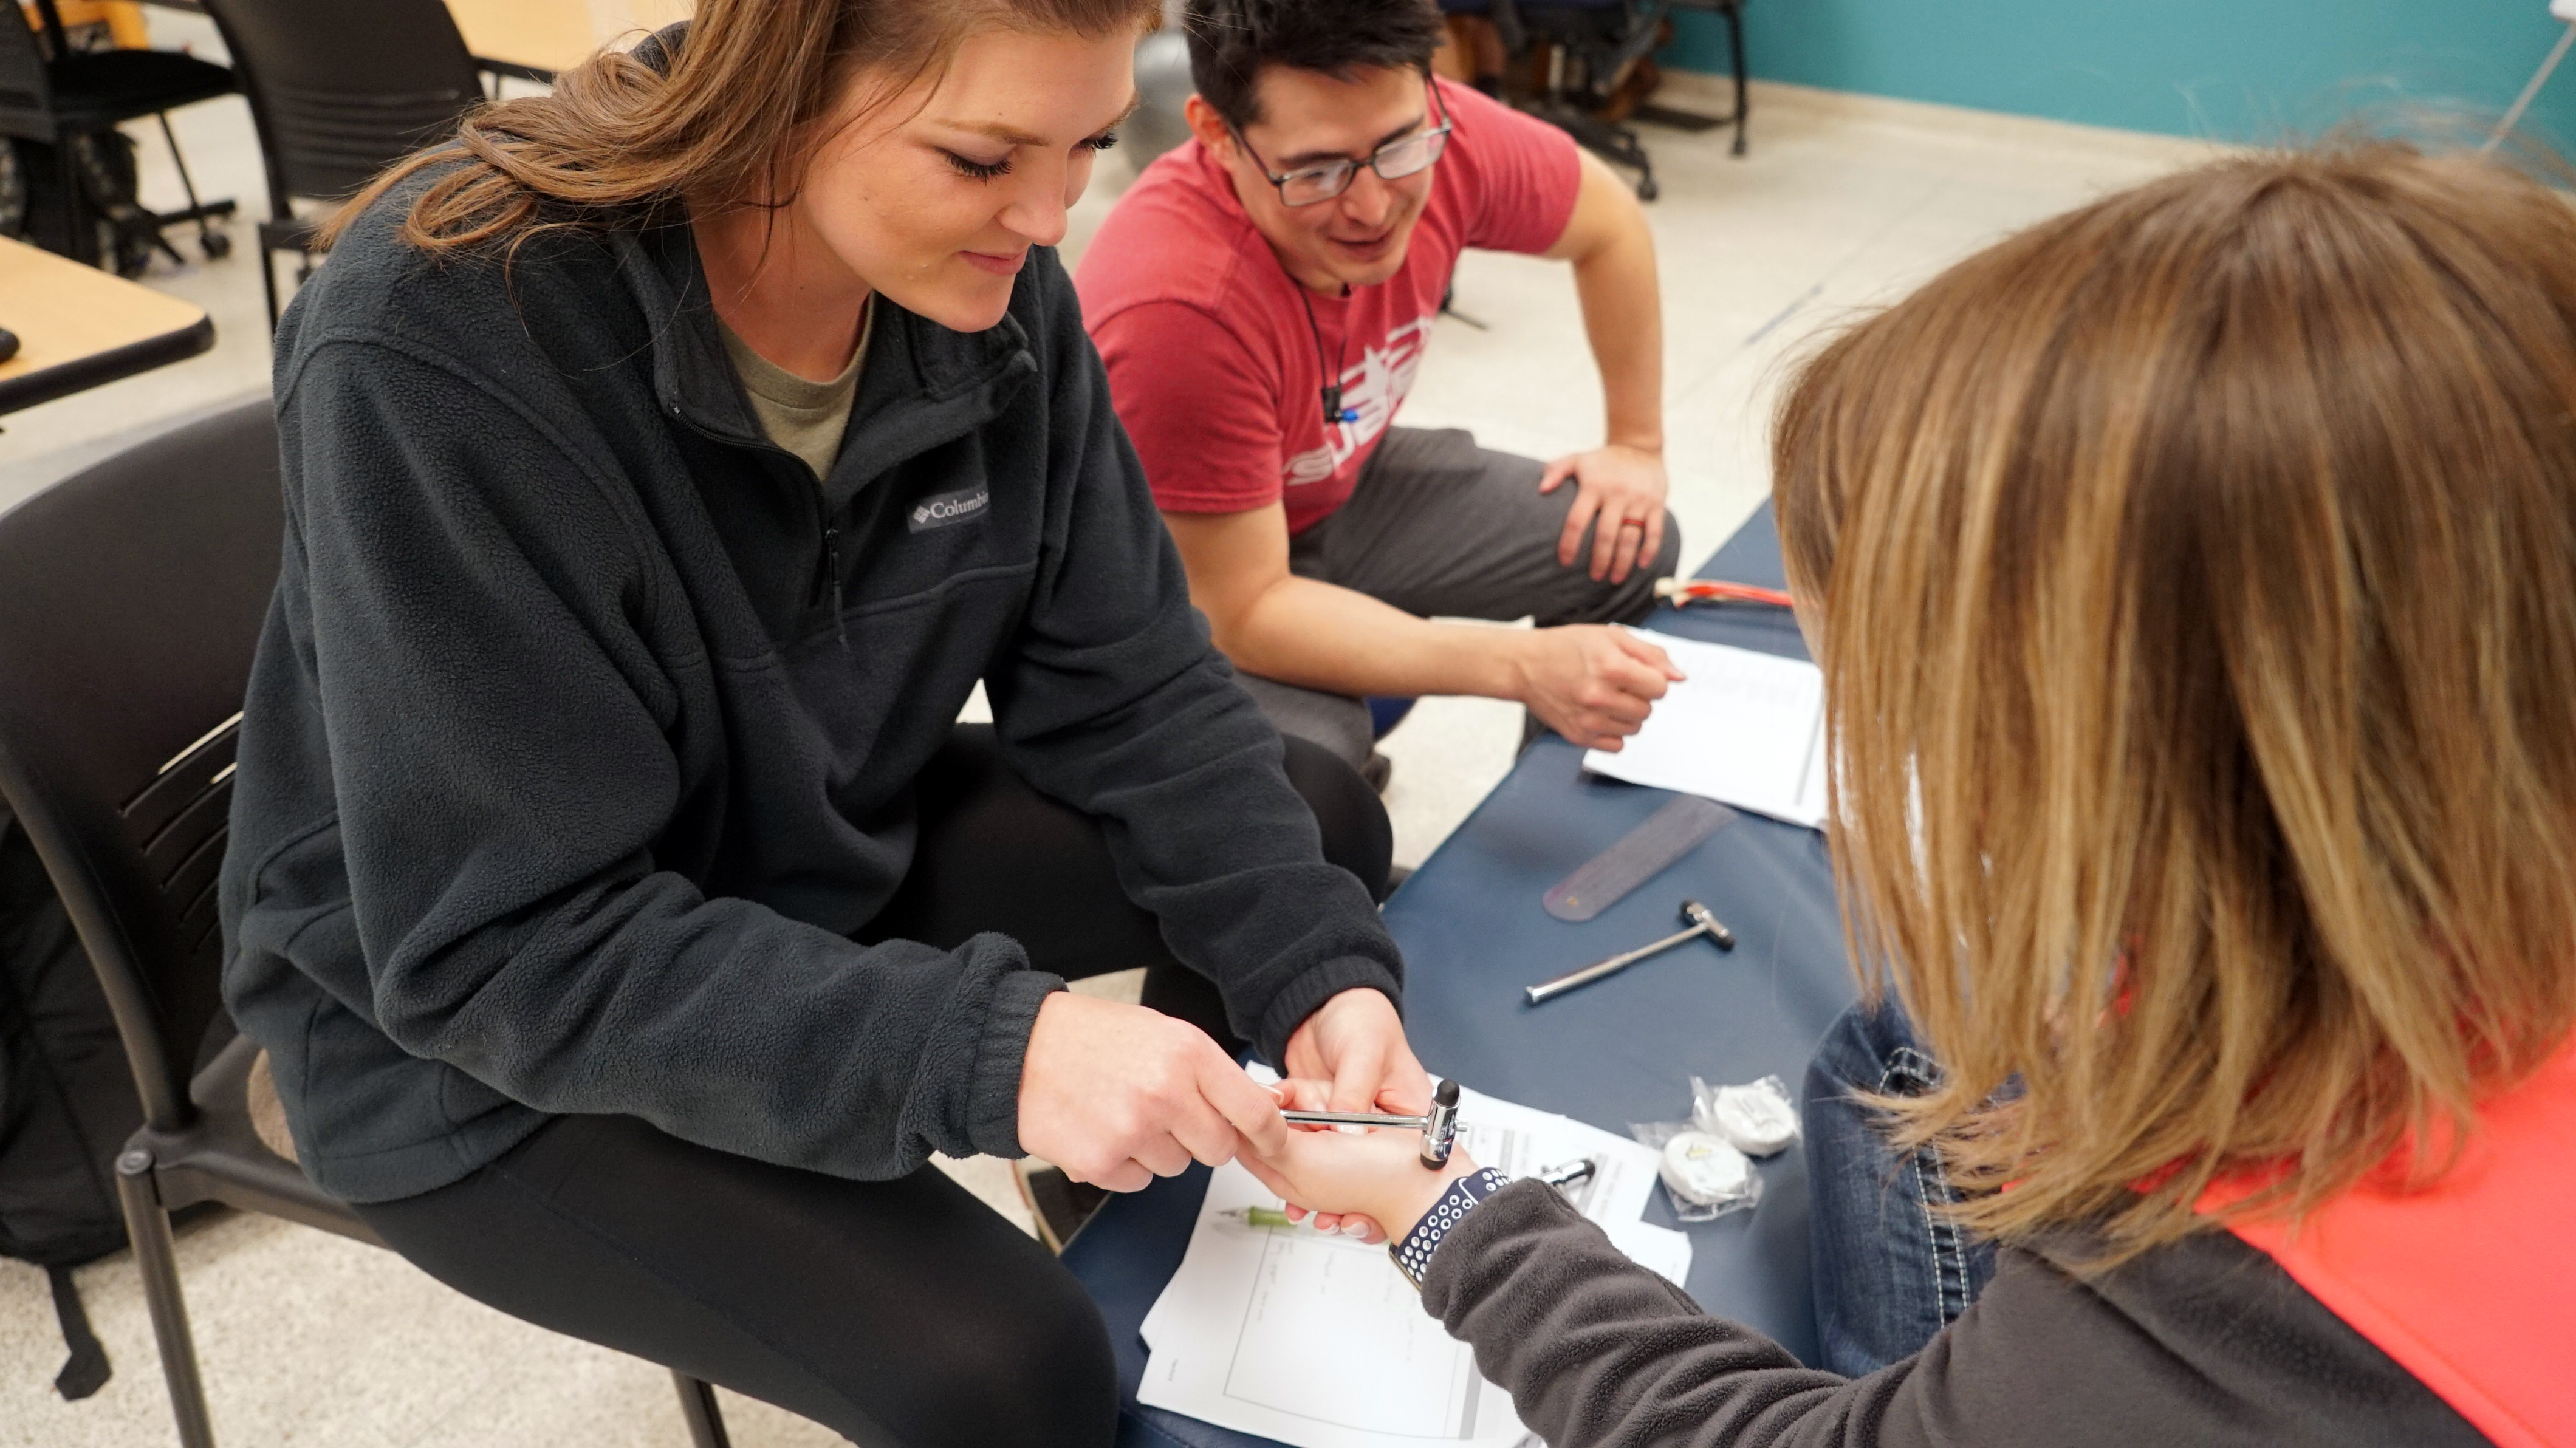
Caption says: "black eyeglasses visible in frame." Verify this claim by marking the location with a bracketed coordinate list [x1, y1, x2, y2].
[1230, 83, 1453, 207]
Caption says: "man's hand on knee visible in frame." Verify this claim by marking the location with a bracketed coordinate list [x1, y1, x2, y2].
[1512, 625, 1684, 751]
[1540, 443, 1670, 584]
[1016, 992, 1287, 1192]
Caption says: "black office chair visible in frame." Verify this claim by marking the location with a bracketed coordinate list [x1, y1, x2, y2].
[0, 0, 236, 273]
[1475, 0, 1750, 200]
[0, 401, 732, 1448]
[196, 0, 482, 326]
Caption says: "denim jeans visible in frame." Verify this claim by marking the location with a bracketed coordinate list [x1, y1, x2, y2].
[1801, 999, 1999, 1378]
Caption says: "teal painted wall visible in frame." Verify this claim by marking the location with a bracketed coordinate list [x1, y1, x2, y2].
[1664, 1, 2576, 151]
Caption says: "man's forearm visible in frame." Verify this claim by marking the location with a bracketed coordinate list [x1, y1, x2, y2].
[1218, 573, 1530, 702]
[1572, 228, 1664, 452]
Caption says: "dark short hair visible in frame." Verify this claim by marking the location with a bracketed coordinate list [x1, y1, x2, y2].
[1184, 0, 1447, 131]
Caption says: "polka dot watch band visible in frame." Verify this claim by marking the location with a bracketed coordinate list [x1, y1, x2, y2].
[1391, 1167, 1514, 1287]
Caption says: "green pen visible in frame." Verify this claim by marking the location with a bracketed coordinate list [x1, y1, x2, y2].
[1218, 1206, 1299, 1229]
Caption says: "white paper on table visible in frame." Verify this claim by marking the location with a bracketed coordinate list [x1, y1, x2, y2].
[1136, 1081, 1691, 1448]
[1581, 630, 1829, 829]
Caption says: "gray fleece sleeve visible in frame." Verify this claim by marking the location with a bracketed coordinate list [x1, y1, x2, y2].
[278, 335, 1060, 1178]
[1420, 1183, 2480, 1448]
[983, 254, 1405, 1065]
[1422, 1182, 1879, 1448]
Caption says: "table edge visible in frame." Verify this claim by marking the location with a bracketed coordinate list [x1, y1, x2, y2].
[0, 311, 214, 417]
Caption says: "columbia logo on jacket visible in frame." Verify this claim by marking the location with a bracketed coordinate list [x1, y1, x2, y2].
[909, 487, 990, 531]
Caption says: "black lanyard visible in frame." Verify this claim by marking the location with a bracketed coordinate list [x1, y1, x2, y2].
[1296, 283, 1361, 429]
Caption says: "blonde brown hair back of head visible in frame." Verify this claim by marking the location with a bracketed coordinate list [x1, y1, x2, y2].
[1773, 145, 2576, 1261]
[320, 0, 1162, 255]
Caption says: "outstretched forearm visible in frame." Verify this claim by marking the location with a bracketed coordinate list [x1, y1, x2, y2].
[1423, 1183, 1874, 1448]
[1161, 502, 1538, 702]
[1223, 570, 1533, 699]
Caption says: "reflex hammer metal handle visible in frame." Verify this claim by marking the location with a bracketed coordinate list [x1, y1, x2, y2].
[1524, 899, 1735, 1005]
[1279, 1078, 1462, 1168]
[1275, 1081, 1453, 1130]
[1278, 1108, 1425, 1129]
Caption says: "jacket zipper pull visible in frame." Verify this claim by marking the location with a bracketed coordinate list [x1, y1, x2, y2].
[823, 524, 849, 648]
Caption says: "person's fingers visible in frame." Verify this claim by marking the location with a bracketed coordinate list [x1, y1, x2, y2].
[1338, 1213, 1387, 1245]
[1591, 497, 1632, 581]
[1090, 1158, 1153, 1193]
[1375, 1057, 1434, 1116]
[1274, 1076, 1335, 1127]
[1558, 487, 1603, 567]
[1199, 1051, 1289, 1157]
[1281, 1084, 1338, 1132]
[1537, 455, 1579, 494]
[1640, 511, 1667, 580]
[1168, 1093, 1244, 1169]
[1589, 691, 1654, 729]
[1601, 643, 1676, 700]
[1571, 691, 1648, 736]
[1569, 706, 1645, 747]
[1326, 1037, 1387, 1115]
[1608, 517, 1644, 584]
[1614, 631, 1685, 680]
[1237, 1152, 1299, 1203]
[1133, 1132, 1194, 1179]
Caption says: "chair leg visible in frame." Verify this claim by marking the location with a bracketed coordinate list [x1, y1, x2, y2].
[259, 241, 279, 331]
[154, 112, 214, 247]
[1727, 1, 1750, 157]
[672, 1372, 731, 1448]
[115, 1149, 217, 1448]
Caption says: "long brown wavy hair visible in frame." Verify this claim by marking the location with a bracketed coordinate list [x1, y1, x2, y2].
[321, 0, 1160, 254]
[1773, 145, 2576, 1261]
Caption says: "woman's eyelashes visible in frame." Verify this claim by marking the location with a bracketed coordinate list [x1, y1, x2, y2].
[942, 149, 1012, 181]
[939, 132, 1117, 182]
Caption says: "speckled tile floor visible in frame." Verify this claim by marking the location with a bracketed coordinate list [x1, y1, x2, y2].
[0, 22, 2215, 1444]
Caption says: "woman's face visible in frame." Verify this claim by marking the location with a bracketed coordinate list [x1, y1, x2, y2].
[800, 26, 1137, 333]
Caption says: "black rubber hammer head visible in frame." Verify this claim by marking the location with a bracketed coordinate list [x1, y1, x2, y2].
[1681, 899, 1736, 951]
[1419, 1078, 1462, 1169]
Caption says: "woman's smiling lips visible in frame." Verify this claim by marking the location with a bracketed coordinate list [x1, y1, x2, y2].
[961, 248, 1029, 276]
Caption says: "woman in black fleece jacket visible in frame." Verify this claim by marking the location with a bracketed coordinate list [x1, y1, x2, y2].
[221, 2, 1438, 1444]
[1246, 145, 2576, 1448]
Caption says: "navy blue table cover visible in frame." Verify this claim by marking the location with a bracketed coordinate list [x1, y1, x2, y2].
[1064, 505, 1858, 1448]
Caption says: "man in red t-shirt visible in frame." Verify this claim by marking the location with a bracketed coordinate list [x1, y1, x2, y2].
[1077, 0, 1681, 781]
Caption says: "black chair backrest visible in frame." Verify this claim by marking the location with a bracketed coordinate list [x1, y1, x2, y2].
[200, 0, 481, 208]
[0, 1, 58, 142]
[0, 402, 283, 1131]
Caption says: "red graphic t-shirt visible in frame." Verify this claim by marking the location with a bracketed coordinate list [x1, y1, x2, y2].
[1075, 79, 1581, 536]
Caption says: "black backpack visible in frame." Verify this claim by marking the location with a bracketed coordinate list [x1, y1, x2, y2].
[0, 806, 137, 1399]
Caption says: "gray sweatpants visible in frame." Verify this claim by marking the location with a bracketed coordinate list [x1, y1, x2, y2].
[1235, 426, 1682, 771]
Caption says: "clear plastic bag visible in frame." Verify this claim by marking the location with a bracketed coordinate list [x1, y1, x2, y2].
[1628, 1119, 1761, 1222]
[1692, 1074, 1801, 1157]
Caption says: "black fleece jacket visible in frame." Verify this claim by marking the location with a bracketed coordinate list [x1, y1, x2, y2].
[217, 182, 1403, 1204]
[1424, 1182, 2489, 1447]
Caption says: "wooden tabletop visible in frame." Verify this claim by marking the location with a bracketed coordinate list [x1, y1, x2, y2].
[0, 236, 211, 415]
[445, 0, 693, 80]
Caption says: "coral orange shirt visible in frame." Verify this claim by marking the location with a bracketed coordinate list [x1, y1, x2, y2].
[2200, 1040, 2576, 1448]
